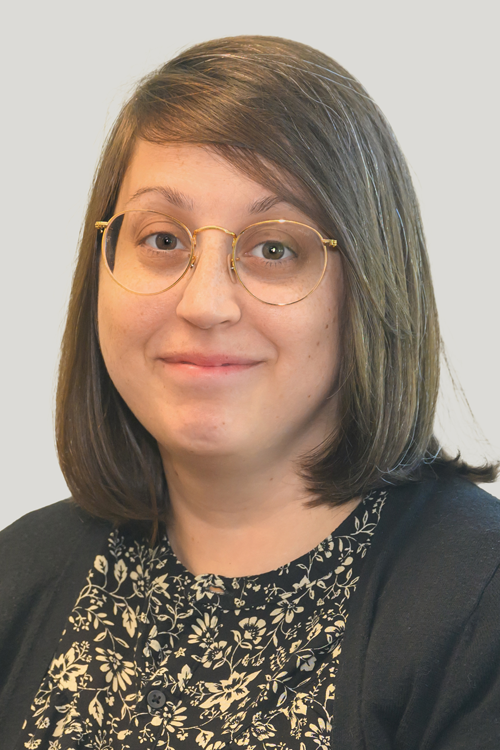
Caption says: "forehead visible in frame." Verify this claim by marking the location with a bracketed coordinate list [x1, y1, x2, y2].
[115, 140, 320, 229]
[118, 142, 272, 207]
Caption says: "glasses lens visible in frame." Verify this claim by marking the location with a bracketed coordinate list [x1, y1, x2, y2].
[234, 221, 327, 304]
[103, 211, 192, 293]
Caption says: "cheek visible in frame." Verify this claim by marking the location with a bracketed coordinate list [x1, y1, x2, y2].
[97, 274, 165, 378]
[279, 262, 343, 390]
[299, 311, 341, 395]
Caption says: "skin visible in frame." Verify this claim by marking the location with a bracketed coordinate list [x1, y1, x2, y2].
[98, 141, 360, 577]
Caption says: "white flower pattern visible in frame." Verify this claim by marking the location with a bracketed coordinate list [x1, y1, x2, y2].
[21, 491, 385, 748]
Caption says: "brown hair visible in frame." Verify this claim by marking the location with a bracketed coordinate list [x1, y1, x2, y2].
[56, 36, 496, 530]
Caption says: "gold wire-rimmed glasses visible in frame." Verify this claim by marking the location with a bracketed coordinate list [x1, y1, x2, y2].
[95, 210, 338, 306]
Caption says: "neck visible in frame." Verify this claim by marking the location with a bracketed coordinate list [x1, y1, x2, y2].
[161, 450, 360, 577]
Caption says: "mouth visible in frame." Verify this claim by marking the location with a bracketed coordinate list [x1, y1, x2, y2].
[158, 353, 263, 377]
[160, 353, 261, 367]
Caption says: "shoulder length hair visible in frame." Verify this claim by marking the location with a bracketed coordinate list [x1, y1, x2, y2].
[56, 36, 496, 531]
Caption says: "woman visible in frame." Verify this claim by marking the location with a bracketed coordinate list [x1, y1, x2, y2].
[1, 36, 499, 749]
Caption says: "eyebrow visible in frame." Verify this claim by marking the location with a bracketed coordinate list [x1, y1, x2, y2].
[127, 186, 195, 210]
[248, 194, 287, 214]
[126, 186, 288, 215]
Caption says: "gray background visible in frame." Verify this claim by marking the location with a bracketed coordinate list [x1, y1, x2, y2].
[1, 0, 498, 531]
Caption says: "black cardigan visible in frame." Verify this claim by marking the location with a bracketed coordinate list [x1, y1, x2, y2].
[1, 476, 500, 749]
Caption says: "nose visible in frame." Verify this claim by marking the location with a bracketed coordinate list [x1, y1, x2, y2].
[175, 228, 242, 329]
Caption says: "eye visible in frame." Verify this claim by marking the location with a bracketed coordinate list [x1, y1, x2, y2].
[143, 232, 188, 252]
[250, 240, 296, 261]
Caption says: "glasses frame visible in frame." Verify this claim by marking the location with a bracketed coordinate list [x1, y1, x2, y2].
[96, 210, 338, 306]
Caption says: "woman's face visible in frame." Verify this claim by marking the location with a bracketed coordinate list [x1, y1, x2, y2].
[98, 142, 344, 472]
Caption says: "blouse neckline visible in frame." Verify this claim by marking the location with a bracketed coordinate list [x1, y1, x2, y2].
[151, 495, 372, 610]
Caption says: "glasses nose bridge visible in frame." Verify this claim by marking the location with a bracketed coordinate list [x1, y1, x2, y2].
[192, 224, 238, 240]
[189, 225, 239, 281]
[191, 224, 237, 252]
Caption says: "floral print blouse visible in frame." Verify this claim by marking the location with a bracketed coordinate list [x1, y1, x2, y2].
[21, 490, 386, 750]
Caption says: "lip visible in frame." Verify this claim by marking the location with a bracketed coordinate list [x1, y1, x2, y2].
[159, 353, 261, 367]
[158, 353, 263, 379]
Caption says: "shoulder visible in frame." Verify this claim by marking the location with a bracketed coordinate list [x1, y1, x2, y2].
[334, 477, 500, 747]
[0, 502, 113, 746]
[0, 498, 108, 546]
[369, 476, 500, 621]
[413, 472, 500, 530]
[0, 500, 112, 588]
[376, 474, 500, 567]
[0, 500, 113, 652]
[0, 500, 113, 627]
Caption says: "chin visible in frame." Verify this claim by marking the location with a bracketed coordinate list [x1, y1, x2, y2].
[152, 407, 245, 458]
